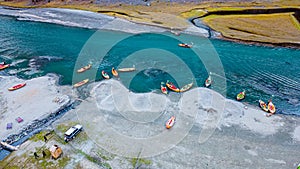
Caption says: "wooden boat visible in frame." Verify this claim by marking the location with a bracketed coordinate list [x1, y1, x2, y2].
[73, 79, 89, 88]
[180, 82, 193, 92]
[0, 141, 19, 151]
[236, 90, 246, 101]
[117, 67, 136, 72]
[112, 67, 119, 77]
[258, 100, 268, 112]
[166, 80, 180, 92]
[178, 43, 192, 48]
[166, 116, 176, 129]
[8, 83, 26, 91]
[161, 82, 168, 94]
[267, 100, 276, 114]
[0, 64, 9, 70]
[77, 64, 91, 73]
[205, 75, 212, 87]
[102, 70, 110, 79]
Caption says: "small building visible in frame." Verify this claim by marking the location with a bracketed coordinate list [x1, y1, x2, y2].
[49, 144, 62, 159]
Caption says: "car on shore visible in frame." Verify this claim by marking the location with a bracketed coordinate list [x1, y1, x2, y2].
[64, 124, 83, 142]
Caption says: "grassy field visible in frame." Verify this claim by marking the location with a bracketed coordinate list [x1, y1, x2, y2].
[202, 13, 300, 44]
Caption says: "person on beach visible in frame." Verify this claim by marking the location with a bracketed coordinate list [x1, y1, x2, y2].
[34, 152, 39, 159]
[42, 150, 46, 158]
[44, 135, 48, 142]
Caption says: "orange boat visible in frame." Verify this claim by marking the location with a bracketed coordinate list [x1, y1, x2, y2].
[8, 83, 26, 91]
[77, 64, 91, 73]
[102, 70, 110, 79]
[166, 80, 180, 92]
[178, 43, 192, 48]
[166, 116, 176, 129]
[73, 79, 89, 88]
[0, 64, 9, 70]
[112, 67, 118, 77]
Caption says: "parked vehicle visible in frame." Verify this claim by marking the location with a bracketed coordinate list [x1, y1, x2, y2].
[64, 124, 83, 142]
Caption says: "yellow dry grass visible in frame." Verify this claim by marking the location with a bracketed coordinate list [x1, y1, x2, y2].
[203, 13, 300, 44]
[0, 0, 300, 44]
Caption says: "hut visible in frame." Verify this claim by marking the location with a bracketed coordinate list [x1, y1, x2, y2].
[49, 144, 62, 159]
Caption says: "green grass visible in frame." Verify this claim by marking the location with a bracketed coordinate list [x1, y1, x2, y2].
[56, 122, 78, 133]
[130, 157, 152, 168]
[29, 130, 48, 142]
[181, 9, 207, 18]
[103, 162, 112, 169]
[58, 156, 71, 168]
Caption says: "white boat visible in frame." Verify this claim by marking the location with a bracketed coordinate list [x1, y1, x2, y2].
[205, 75, 212, 87]
[117, 67, 136, 72]
[0, 141, 19, 151]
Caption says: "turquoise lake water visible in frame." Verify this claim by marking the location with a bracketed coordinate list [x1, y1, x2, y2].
[0, 15, 300, 115]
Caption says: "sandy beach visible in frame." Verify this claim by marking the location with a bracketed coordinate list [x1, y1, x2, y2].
[0, 74, 72, 143]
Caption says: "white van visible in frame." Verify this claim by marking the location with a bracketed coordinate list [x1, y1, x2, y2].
[64, 124, 83, 142]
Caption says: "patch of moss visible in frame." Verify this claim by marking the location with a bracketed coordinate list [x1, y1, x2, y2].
[181, 9, 207, 18]
[29, 130, 47, 142]
[58, 156, 70, 168]
[75, 163, 83, 169]
[56, 122, 77, 133]
[103, 162, 112, 169]
[131, 157, 152, 168]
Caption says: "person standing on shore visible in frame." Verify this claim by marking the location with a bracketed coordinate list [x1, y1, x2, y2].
[42, 150, 46, 158]
[44, 135, 48, 142]
[34, 152, 39, 159]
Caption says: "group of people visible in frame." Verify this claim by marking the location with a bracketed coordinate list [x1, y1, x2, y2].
[33, 134, 49, 159]
[34, 150, 47, 159]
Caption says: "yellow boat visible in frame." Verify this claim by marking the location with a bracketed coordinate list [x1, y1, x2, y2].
[180, 82, 193, 92]
[73, 79, 89, 88]
[77, 64, 91, 73]
[166, 80, 180, 92]
[117, 67, 136, 72]
[178, 43, 192, 48]
[259, 100, 268, 112]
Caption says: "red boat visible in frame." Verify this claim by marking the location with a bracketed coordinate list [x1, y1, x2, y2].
[0, 64, 9, 70]
[166, 116, 176, 129]
[166, 80, 180, 92]
[161, 82, 168, 94]
[8, 83, 26, 91]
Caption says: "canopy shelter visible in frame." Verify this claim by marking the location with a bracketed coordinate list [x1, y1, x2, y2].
[49, 144, 62, 159]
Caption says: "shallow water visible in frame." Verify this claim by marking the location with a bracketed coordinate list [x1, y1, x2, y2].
[0, 12, 299, 116]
